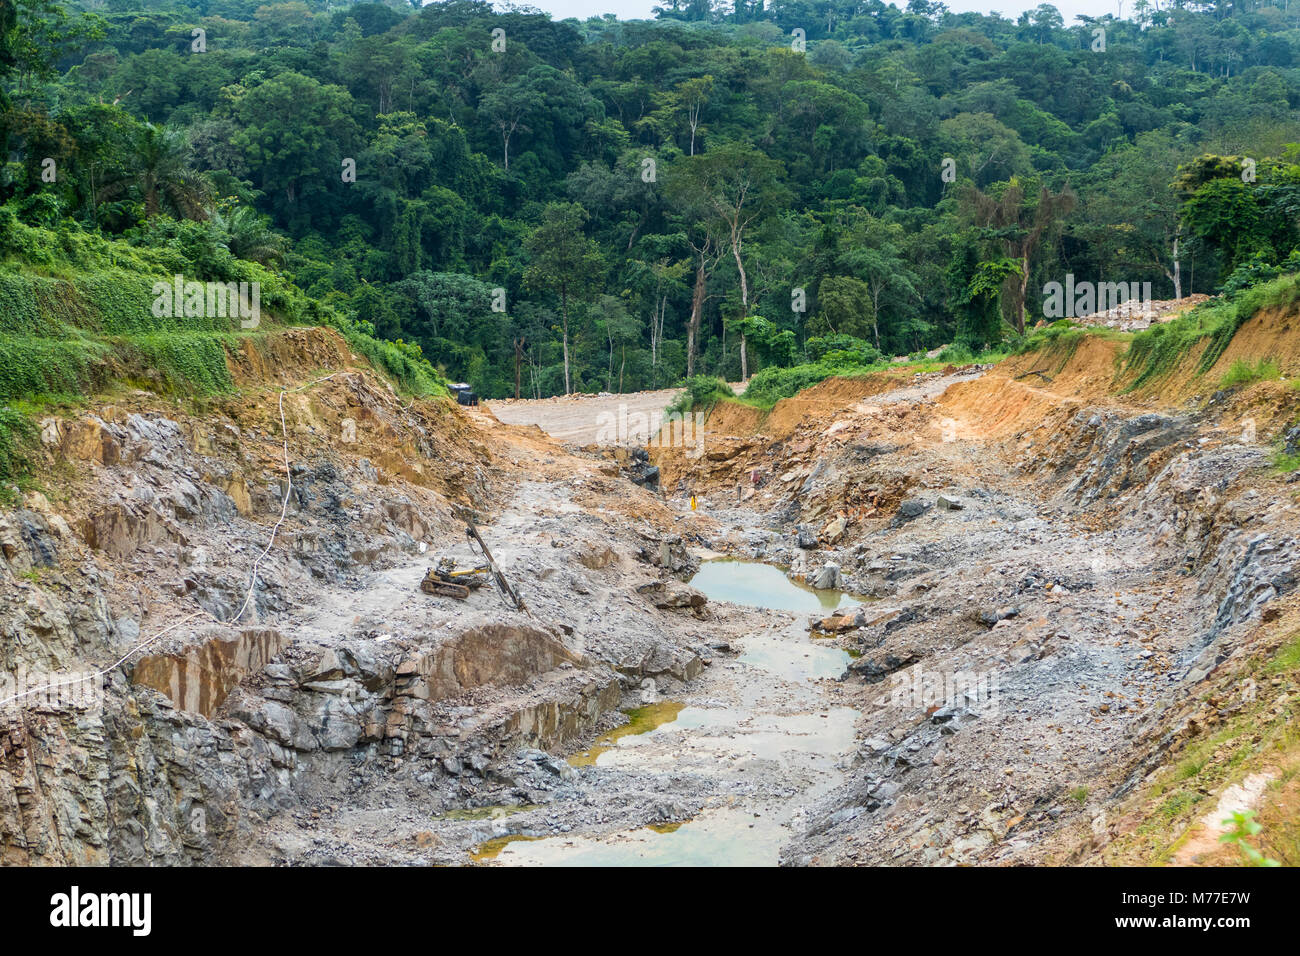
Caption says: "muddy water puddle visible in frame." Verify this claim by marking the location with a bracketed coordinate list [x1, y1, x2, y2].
[689, 559, 866, 614]
[484, 692, 857, 865]
[483, 810, 790, 866]
[693, 559, 855, 678]
[577, 703, 859, 771]
[568, 701, 686, 767]
[477, 561, 861, 866]
[739, 632, 852, 681]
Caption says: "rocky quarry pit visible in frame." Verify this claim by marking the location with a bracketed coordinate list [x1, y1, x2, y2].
[3, 319, 1300, 867]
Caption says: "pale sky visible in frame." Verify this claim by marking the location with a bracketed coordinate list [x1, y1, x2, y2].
[533, 0, 1129, 24]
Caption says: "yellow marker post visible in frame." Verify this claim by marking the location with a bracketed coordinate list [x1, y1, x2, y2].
[690, 495, 697, 511]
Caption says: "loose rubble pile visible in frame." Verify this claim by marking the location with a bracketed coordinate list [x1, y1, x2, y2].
[649, 352, 1300, 865]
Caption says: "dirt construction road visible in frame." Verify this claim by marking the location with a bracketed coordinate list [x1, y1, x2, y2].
[486, 389, 682, 445]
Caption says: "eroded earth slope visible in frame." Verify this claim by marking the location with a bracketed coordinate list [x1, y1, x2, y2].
[4, 320, 1299, 867]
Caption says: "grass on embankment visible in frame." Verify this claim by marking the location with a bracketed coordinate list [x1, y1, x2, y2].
[0, 408, 37, 496]
[1219, 357, 1282, 389]
[669, 273, 1300, 438]
[1012, 318, 1132, 358]
[0, 217, 449, 490]
[0, 267, 243, 400]
[1119, 273, 1300, 393]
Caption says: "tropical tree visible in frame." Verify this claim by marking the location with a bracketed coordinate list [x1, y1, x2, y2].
[478, 72, 545, 172]
[210, 204, 286, 265]
[595, 294, 643, 392]
[966, 179, 1076, 333]
[89, 122, 211, 223]
[1077, 133, 1188, 300]
[228, 71, 361, 229]
[670, 142, 787, 378]
[523, 202, 606, 395]
[134, 125, 211, 220]
[643, 75, 713, 155]
[839, 217, 921, 351]
[947, 232, 1019, 349]
[814, 275, 874, 339]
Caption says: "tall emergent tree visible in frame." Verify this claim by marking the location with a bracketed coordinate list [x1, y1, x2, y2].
[524, 202, 605, 395]
[671, 143, 786, 379]
[967, 179, 1076, 333]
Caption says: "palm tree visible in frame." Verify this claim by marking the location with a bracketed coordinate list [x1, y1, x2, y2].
[134, 124, 212, 221]
[210, 205, 287, 266]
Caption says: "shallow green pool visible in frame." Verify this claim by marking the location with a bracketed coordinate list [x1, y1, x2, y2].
[689, 559, 863, 614]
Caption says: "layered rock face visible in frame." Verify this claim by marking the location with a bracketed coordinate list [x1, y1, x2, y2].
[0, 341, 705, 866]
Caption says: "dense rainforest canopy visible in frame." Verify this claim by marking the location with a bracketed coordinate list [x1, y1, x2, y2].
[2, 0, 1300, 398]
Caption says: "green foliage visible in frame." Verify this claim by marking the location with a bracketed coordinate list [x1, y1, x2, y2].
[1220, 358, 1280, 389]
[1157, 791, 1199, 820]
[1219, 810, 1281, 867]
[1123, 318, 1214, 391]
[1175, 153, 1300, 282]
[812, 276, 875, 340]
[937, 343, 975, 364]
[1010, 320, 1094, 360]
[523, 201, 606, 394]
[742, 354, 885, 408]
[1180, 178, 1267, 278]
[0, 332, 106, 399]
[118, 332, 234, 395]
[0, 218, 450, 407]
[667, 375, 734, 416]
[343, 331, 446, 398]
[947, 235, 1019, 351]
[1121, 275, 1300, 391]
[1268, 634, 1300, 675]
[227, 71, 361, 230]
[5, 0, 1300, 401]
[0, 406, 37, 488]
[1221, 253, 1289, 297]
[1199, 274, 1300, 373]
[736, 315, 796, 368]
[805, 334, 881, 365]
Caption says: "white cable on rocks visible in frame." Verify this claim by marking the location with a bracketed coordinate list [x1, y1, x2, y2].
[0, 612, 206, 710]
[226, 373, 340, 625]
[0, 372, 343, 712]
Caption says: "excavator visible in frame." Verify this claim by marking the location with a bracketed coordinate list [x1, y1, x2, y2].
[419, 509, 528, 613]
[419, 556, 489, 600]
